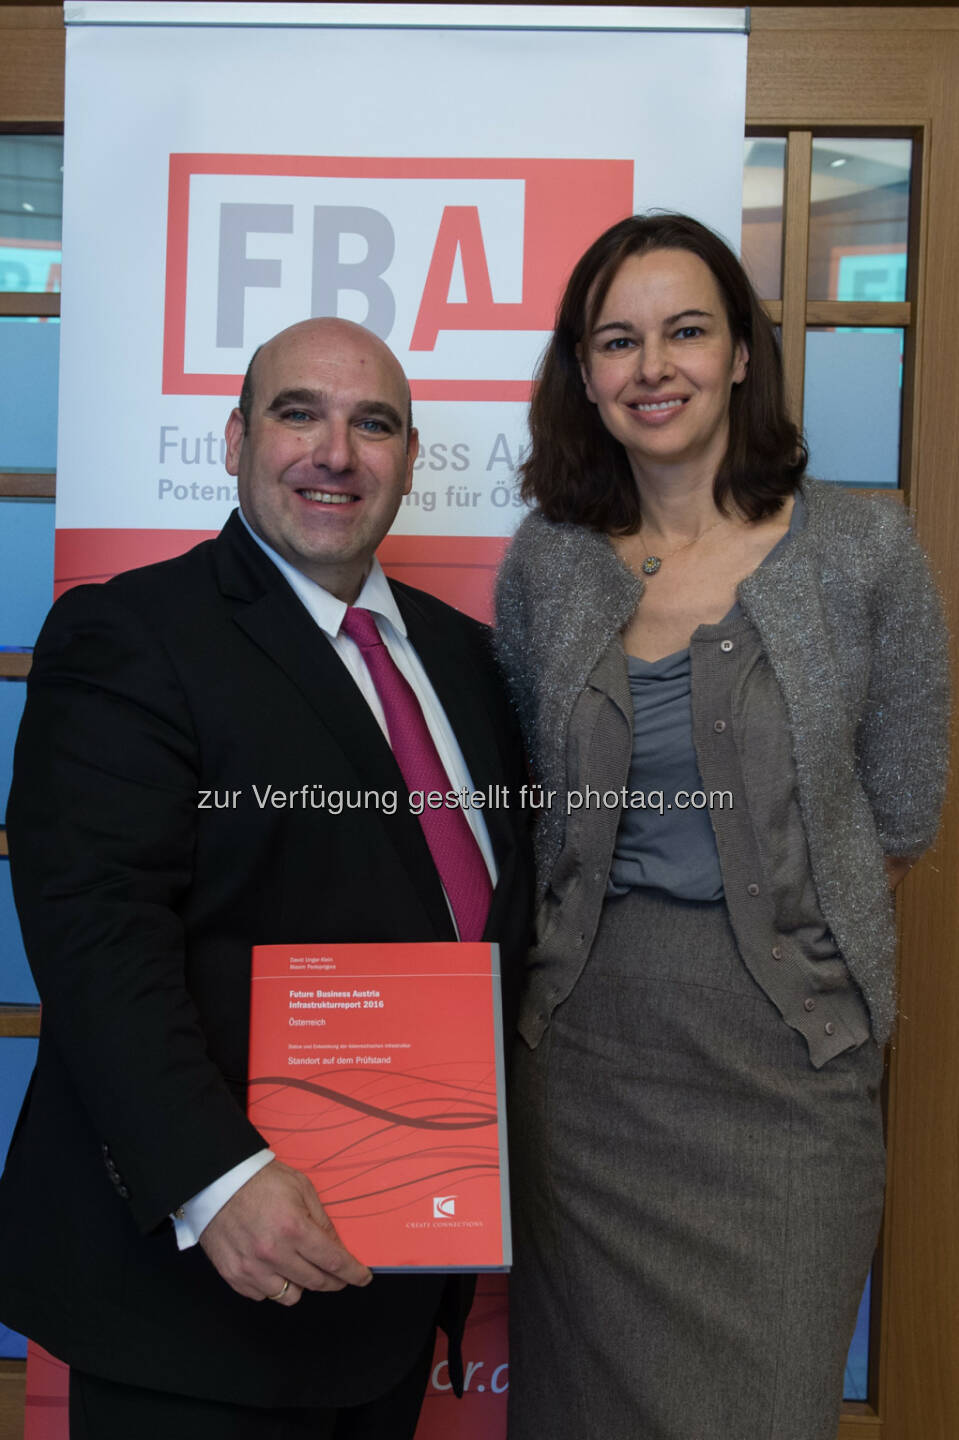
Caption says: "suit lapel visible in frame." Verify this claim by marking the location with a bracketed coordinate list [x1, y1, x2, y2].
[212, 516, 452, 935]
[394, 585, 517, 881]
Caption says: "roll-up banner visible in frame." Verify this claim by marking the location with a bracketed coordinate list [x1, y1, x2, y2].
[54, 2, 747, 616]
[30, 5, 747, 1435]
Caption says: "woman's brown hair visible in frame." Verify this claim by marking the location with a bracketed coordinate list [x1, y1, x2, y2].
[520, 212, 807, 531]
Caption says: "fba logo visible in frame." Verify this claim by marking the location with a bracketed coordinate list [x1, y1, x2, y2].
[433, 1195, 457, 1219]
[162, 154, 633, 401]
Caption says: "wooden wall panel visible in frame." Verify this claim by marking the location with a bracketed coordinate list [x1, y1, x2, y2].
[882, 29, 959, 1440]
[0, 1364, 25, 1440]
[0, 7, 63, 128]
[749, 14, 959, 1439]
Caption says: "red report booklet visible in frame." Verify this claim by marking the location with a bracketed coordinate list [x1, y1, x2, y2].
[248, 941, 510, 1271]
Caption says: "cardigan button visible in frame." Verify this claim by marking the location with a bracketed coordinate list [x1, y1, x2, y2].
[771, 945, 783, 960]
[720, 639, 735, 653]
[804, 998, 817, 1012]
[747, 883, 760, 896]
[824, 1022, 836, 1036]
[713, 719, 727, 733]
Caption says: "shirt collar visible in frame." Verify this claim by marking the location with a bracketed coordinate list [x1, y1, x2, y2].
[237, 507, 407, 640]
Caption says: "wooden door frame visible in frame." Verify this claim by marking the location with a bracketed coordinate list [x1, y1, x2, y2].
[749, 12, 959, 1440]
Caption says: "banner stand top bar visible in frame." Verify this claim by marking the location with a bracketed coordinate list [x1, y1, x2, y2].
[65, 4, 748, 34]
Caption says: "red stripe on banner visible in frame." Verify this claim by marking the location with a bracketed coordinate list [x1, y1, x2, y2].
[168, 154, 590, 180]
[24, 1342, 70, 1440]
[162, 154, 194, 397]
[410, 382, 532, 402]
[53, 530, 510, 623]
[161, 152, 633, 397]
[416, 1274, 508, 1437]
[53, 529, 216, 597]
[378, 535, 509, 622]
[153, 374, 534, 402]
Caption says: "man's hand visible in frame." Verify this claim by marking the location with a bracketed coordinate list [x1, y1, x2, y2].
[198, 1159, 372, 1306]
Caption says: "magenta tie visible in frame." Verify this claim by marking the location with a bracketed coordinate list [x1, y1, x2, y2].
[340, 606, 492, 941]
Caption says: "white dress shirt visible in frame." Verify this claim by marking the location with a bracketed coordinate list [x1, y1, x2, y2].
[173, 512, 497, 1248]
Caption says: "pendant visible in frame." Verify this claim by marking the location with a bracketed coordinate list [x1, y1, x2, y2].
[641, 555, 662, 575]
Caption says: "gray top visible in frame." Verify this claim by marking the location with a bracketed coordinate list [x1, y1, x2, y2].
[610, 495, 804, 903]
[609, 647, 725, 900]
[494, 480, 950, 1047]
[583, 619, 873, 1064]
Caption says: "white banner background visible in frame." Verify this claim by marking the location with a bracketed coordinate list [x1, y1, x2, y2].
[58, 5, 747, 540]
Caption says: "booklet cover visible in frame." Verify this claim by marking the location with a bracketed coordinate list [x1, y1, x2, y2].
[248, 941, 510, 1271]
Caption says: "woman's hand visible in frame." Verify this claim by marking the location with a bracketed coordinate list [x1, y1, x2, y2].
[885, 855, 914, 890]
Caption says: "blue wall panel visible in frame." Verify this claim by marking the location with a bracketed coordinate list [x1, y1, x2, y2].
[0, 858, 36, 1004]
[0, 679, 26, 825]
[0, 318, 59, 471]
[0, 498, 55, 647]
[843, 1274, 871, 1401]
[0, 1037, 37, 1359]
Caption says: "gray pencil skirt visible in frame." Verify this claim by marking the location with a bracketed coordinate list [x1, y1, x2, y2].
[507, 888, 886, 1440]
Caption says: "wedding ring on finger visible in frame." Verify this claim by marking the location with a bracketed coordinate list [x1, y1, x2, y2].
[267, 1279, 290, 1302]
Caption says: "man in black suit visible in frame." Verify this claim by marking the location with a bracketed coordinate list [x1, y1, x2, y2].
[0, 318, 531, 1439]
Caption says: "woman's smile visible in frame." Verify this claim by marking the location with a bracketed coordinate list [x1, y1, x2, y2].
[581, 247, 748, 480]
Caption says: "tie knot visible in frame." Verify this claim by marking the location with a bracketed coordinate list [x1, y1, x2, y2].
[340, 606, 383, 651]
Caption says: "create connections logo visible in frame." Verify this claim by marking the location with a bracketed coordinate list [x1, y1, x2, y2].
[433, 1195, 457, 1219]
[161, 155, 634, 401]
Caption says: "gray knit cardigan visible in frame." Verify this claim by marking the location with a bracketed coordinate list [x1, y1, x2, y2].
[494, 479, 950, 1042]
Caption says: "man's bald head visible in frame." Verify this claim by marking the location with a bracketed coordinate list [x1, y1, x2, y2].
[224, 316, 419, 603]
[237, 319, 413, 437]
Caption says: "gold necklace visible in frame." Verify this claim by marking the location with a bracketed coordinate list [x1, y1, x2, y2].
[635, 515, 727, 576]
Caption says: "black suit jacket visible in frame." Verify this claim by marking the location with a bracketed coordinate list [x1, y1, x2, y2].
[0, 513, 531, 1407]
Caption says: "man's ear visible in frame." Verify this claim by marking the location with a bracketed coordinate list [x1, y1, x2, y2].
[404, 427, 419, 495]
[224, 408, 244, 477]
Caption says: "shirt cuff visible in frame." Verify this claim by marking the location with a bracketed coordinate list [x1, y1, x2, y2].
[171, 1149, 275, 1250]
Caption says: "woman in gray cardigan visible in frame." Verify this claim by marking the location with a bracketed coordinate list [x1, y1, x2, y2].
[494, 214, 948, 1440]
